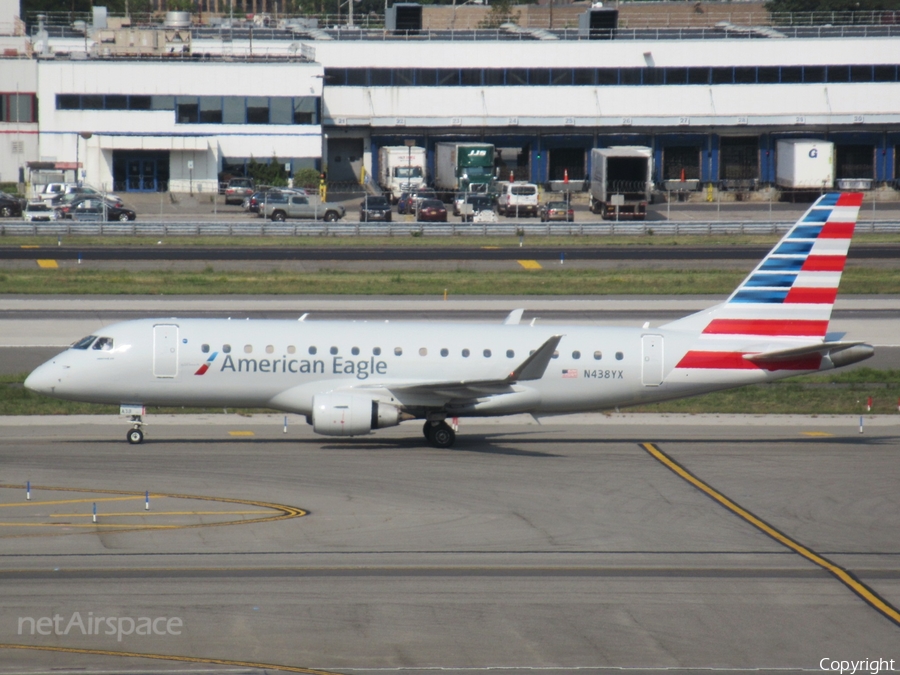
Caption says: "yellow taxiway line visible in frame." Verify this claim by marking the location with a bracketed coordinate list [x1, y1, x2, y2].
[517, 260, 542, 269]
[36, 259, 59, 269]
[640, 442, 900, 628]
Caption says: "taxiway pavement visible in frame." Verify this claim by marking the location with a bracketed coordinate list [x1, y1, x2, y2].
[0, 416, 897, 674]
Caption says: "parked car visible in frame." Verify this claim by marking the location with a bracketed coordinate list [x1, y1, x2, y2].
[539, 200, 575, 223]
[416, 199, 447, 223]
[62, 196, 137, 222]
[224, 177, 255, 205]
[459, 195, 495, 223]
[397, 188, 438, 215]
[359, 195, 392, 222]
[23, 201, 60, 222]
[246, 188, 307, 214]
[264, 194, 345, 222]
[452, 189, 491, 216]
[0, 192, 26, 217]
[43, 184, 122, 206]
[54, 187, 123, 209]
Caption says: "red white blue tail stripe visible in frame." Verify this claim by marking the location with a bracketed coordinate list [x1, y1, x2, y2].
[675, 192, 862, 371]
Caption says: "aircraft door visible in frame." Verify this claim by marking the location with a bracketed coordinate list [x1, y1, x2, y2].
[153, 324, 179, 378]
[641, 334, 663, 386]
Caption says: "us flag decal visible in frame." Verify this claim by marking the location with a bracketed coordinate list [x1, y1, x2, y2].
[562, 369, 578, 378]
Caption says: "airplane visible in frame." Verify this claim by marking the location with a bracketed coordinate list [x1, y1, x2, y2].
[25, 192, 873, 448]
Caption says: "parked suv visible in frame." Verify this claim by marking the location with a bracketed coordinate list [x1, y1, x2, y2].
[497, 182, 539, 217]
[359, 195, 392, 222]
[265, 194, 345, 222]
[224, 178, 255, 205]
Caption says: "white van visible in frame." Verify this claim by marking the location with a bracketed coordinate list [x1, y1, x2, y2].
[497, 182, 539, 217]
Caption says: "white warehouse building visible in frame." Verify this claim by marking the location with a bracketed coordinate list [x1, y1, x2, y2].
[2, 2, 900, 195]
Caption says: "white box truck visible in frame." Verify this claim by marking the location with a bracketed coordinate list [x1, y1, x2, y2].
[378, 146, 426, 203]
[589, 146, 653, 220]
[776, 140, 834, 189]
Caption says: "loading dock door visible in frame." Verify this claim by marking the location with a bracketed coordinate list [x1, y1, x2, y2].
[153, 324, 179, 378]
[641, 334, 664, 386]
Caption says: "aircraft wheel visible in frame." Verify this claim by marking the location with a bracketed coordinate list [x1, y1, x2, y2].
[430, 422, 455, 449]
[127, 428, 144, 445]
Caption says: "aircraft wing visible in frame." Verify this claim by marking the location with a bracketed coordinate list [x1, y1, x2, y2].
[358, 334, 563, 401]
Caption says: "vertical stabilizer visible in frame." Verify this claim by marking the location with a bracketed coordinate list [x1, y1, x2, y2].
[662, 192, 863, 370]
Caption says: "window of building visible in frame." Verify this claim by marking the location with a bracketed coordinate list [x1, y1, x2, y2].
[82, 94, 104, 110]
[804, 65, 826, 83]
[395, 68, 414, 86]
[246, 97, 269, 124]
[687, 67, 710, 85]
[57, 94, 80, 110]
[437, 69, 459, 86]
[827, 65, 850, 83]
[151, 95, 175, 110]
[596, 69, 618, 85]
[781, 66, 802, 83]
[293, 97, 317, 125]
[874, 65, 897, 82]
[223, 97, 245, 124]
[734, 67, 757, 84]
[551, 68, 573, 85]
[666, 68, 687, 85]
[105, 94, 128, 109]
[371, 69, 392, 86]
[573, 68, 596, 85]
[484, 70, 505, 85]
[176, 96, 199, 123]
[758, 67, 780, 83]
[620, 68, 642, 85]
[346, 68, 367, 86]
[415, 68, 437, 86]
[460, 69, 481, 86]
[270, 97, 293, 125]
[508, 68, 528, 85]
[711, 67, 733, 84]
[199, 96, 223, 123]
[129, 95, 152, 110]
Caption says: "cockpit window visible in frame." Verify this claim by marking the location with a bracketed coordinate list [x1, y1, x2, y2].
[92, 337, 114, 351]
[72, 335, 97, 350]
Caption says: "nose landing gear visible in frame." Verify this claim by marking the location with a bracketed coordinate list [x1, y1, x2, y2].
[127, 414, 145, 444]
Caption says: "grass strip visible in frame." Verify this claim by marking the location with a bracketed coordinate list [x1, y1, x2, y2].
[2, 266, 899, 295]
[2, 232, 900, 249]
[4, 369, 900, 416]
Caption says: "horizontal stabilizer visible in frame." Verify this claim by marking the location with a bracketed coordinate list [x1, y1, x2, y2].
[744, 341, 874, 365]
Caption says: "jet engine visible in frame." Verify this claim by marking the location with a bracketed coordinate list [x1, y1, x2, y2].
[311, 393, 404, 437]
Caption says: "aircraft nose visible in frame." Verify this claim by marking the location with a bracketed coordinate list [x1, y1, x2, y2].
[24, 362, 63, 395]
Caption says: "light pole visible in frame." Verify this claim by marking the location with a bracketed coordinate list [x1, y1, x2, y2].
[76, 131, 92, 186]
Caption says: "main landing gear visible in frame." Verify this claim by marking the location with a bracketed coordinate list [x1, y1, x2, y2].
[423, 420, 456, 448]
[126, 414, 145, 444]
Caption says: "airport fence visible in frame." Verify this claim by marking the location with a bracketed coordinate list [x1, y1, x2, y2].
[4, 220, 900, 237]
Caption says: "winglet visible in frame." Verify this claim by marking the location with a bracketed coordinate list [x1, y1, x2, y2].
[509, 335, 563, 381]
[503, 309, 525, 325]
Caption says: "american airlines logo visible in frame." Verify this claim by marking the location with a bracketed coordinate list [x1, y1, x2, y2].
[194, 352, 218, 375]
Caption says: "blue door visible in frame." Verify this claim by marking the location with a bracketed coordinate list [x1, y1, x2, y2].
[127, 159, 157, 192]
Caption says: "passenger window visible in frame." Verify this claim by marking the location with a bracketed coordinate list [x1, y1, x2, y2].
[92, 337, 114, 351]
[462, 349, 470, 357]
[330, 346, 338, 355]
[483, 349, 492, 358]
[594, 351, 602, 360]
[72, 335, 97, 350]
[552, 350, 559, 359]
[572, 351, 581, 360]
[266, 345, 274, 354]
[506, 350, 515, 358]
[394, 347, 403, 356]
[244, 345, 253, 353]
[309, 346, 317, 355]
[351, 346, 360, 356]
[373, 347, 382, 356]
[616, 351, 624, 360]
[223, 344, 231, 353]
[419, 348, 428, 356]
[201, 344, 210, 353]
[287, 345, 296, 354]
[440, 348, 449, 357]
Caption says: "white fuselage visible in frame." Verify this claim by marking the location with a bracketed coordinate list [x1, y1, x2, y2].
[24, 318, 812, 417]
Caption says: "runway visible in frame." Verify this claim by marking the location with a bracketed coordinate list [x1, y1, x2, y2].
[0, 415, 898, 673]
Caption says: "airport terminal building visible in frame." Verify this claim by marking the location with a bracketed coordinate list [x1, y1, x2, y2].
[2, 0, 900, 195]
